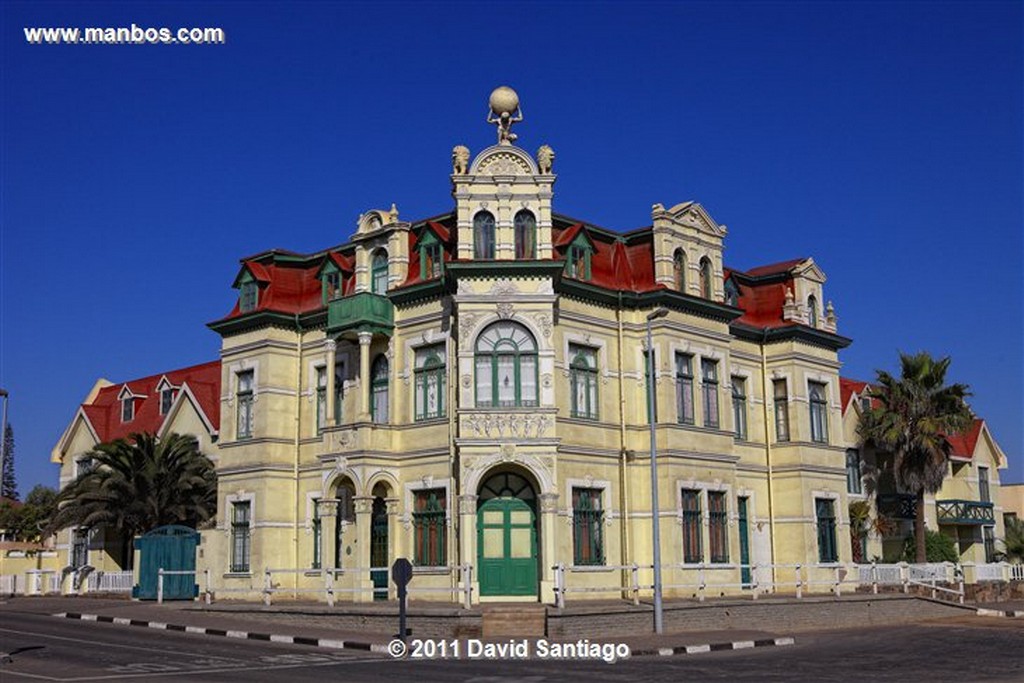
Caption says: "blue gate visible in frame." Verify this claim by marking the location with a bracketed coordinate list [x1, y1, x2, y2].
[133, 525, 200, 600]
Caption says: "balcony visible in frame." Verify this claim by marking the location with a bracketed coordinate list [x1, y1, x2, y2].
[877, 493, 917, 520]
[936, 499, 995, 526]
[327, 292, 394, 335]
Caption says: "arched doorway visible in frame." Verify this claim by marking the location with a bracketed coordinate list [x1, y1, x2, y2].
[477, 470, 538, 597]
[370, 482, 390, 601]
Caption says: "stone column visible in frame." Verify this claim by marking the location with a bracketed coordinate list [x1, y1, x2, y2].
[325, 339, 337, 427]
[458, 494, 479, 604]
[386, 497, 401, 600]
[539, 492, 560, 605]
[354, 495, 374, 602]
[318, 498, 339, 575]
[357, 332, 373, 421]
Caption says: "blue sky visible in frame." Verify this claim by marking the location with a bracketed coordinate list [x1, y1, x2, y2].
[2, 1, 1021, 494]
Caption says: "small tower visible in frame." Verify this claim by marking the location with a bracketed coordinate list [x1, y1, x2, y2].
[452, 87, 556, 261]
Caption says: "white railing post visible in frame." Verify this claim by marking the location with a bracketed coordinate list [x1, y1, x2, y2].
[871, 559, 879, 594]
[204, 569, 212, 604]
[795, 564, 802, 599]
[630, 563, 640, 606]
[900, 562, 909, 594]
[324, 568, 335, 608]
[554, 563, 565, 609]
[751, 564, 759, 600]
[957, 563, 964, 604]
[463, 565, 472, 610]
[157, 568, 164, 604]
[263, 568, 272, 606]
[833, 566, 841, 598]
[698, 562, 706, 602]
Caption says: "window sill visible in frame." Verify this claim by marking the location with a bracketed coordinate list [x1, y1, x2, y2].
[223, 572, 252, 579]
[413, 417, 448, 425]
[815, 562, 842, 568]
[569, 564, 611, 572]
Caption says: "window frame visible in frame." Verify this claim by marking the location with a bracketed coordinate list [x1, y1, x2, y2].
[412, 488, 447, 567]
[846, 449, 863, 495]
[700, 257, 714, 299]
[239, 275, 258, 313]
[675, 353, 695, 425]
[564, 234, 592, 280]
[701, 358, 719, 428]
[708, 491, 729, 563]
[315, 366, 328, 432]
[978, 466, 990, 503]
[236, 370, 254, 439]
[815, 497, 838, 563]
[371, 250, 389, 294]
[419, 231, 443, 280]
[414, 346, 446, 421]
[474, 321, 539, 408]
[807, 294, 819, 327]
[731, 376, 747, 440]
[473, 211, 496, 260]
[569, 344, 599, 420]
[159, 387, 175, 416]
[121, 396, 134, 423]
[681, 489, 703, 563]
[773, 378, 790, 442]
[809, 381, 829, 443]
[71, 528, 89, 568]
[672, 249, 686, 291]
[230, 501, 252, 573]
[323, 267, 342, 303]
[370, 354, 389, 424]
[514, 210, 537, 260]
[572, 487, 605, 566]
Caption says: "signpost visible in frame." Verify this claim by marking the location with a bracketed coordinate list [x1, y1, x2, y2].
[392, 558, 413, 641]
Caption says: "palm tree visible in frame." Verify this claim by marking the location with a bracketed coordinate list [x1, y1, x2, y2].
[997, 517, 1024, 564]
[849, 501, 871, 563]
[857, 352, 972, 563]
[47, 432, 216, 568]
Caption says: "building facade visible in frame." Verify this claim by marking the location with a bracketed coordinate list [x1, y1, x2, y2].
[47, 90, 1013, 602]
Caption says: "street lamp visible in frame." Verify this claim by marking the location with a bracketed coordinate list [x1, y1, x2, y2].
[0, 389, 8, 501]
[645, 307, 669, 634]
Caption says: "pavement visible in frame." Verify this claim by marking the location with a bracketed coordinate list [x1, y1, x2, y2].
[0, 596, 796, 658]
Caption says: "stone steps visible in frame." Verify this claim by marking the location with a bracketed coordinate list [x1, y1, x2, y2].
[481, 604, 547, 638]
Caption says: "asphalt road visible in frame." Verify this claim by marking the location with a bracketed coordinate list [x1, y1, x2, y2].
[0, 612, 1020, 682]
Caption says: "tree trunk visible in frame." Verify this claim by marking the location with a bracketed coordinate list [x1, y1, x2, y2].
[915, 490, 927, 563]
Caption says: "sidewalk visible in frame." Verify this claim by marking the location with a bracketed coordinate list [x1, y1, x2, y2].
[0, 596, 795, 658]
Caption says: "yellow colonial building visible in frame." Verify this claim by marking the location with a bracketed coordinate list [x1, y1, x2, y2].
[43, 88, 1014, 603]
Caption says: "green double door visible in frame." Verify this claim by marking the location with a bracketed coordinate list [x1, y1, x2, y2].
[477, 496, 537, 596]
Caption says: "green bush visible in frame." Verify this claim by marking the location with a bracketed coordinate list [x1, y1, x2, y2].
[901, 530, 959, 563]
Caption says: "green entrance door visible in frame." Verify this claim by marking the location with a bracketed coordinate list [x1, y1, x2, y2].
[478, 496, 537, 596]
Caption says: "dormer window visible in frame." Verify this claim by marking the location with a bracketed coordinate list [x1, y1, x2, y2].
[239, 274, 258, 313]
[324, 270, 341, 302]
[724, 279, 739, 307]
[160, 387, 176, 415]
[564, 233, 592, 280]
[859, 395, 871, 413]
[122, 396, 134, 422]
[807, 295, 819, 327]
[419, 232, 442, 280]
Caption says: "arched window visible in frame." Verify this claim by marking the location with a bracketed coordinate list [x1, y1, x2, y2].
[807, 295, 819, 327]
[371, 354, 389, 423]
[414, 345, 445, 421]
[700, 257, 714, 299]
[569, 345, 598, 419]
[673, 249, 686, 292]
[474, 211, 496, 260]
[474, 321, 538, 408]
[514, 210, 536, 259]
[371, 250, 389, 294]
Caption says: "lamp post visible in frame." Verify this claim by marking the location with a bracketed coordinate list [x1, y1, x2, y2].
[0, 388, 8, 500]
[646, 307, 669, 634]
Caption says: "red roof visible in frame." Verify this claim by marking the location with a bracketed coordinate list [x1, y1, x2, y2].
[947, 419, 984, 459]
[214, 213, 820, 337]
[81, 360, 221, 443]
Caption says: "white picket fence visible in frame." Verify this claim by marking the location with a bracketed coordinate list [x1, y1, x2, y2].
[86, 570, 134, 593]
